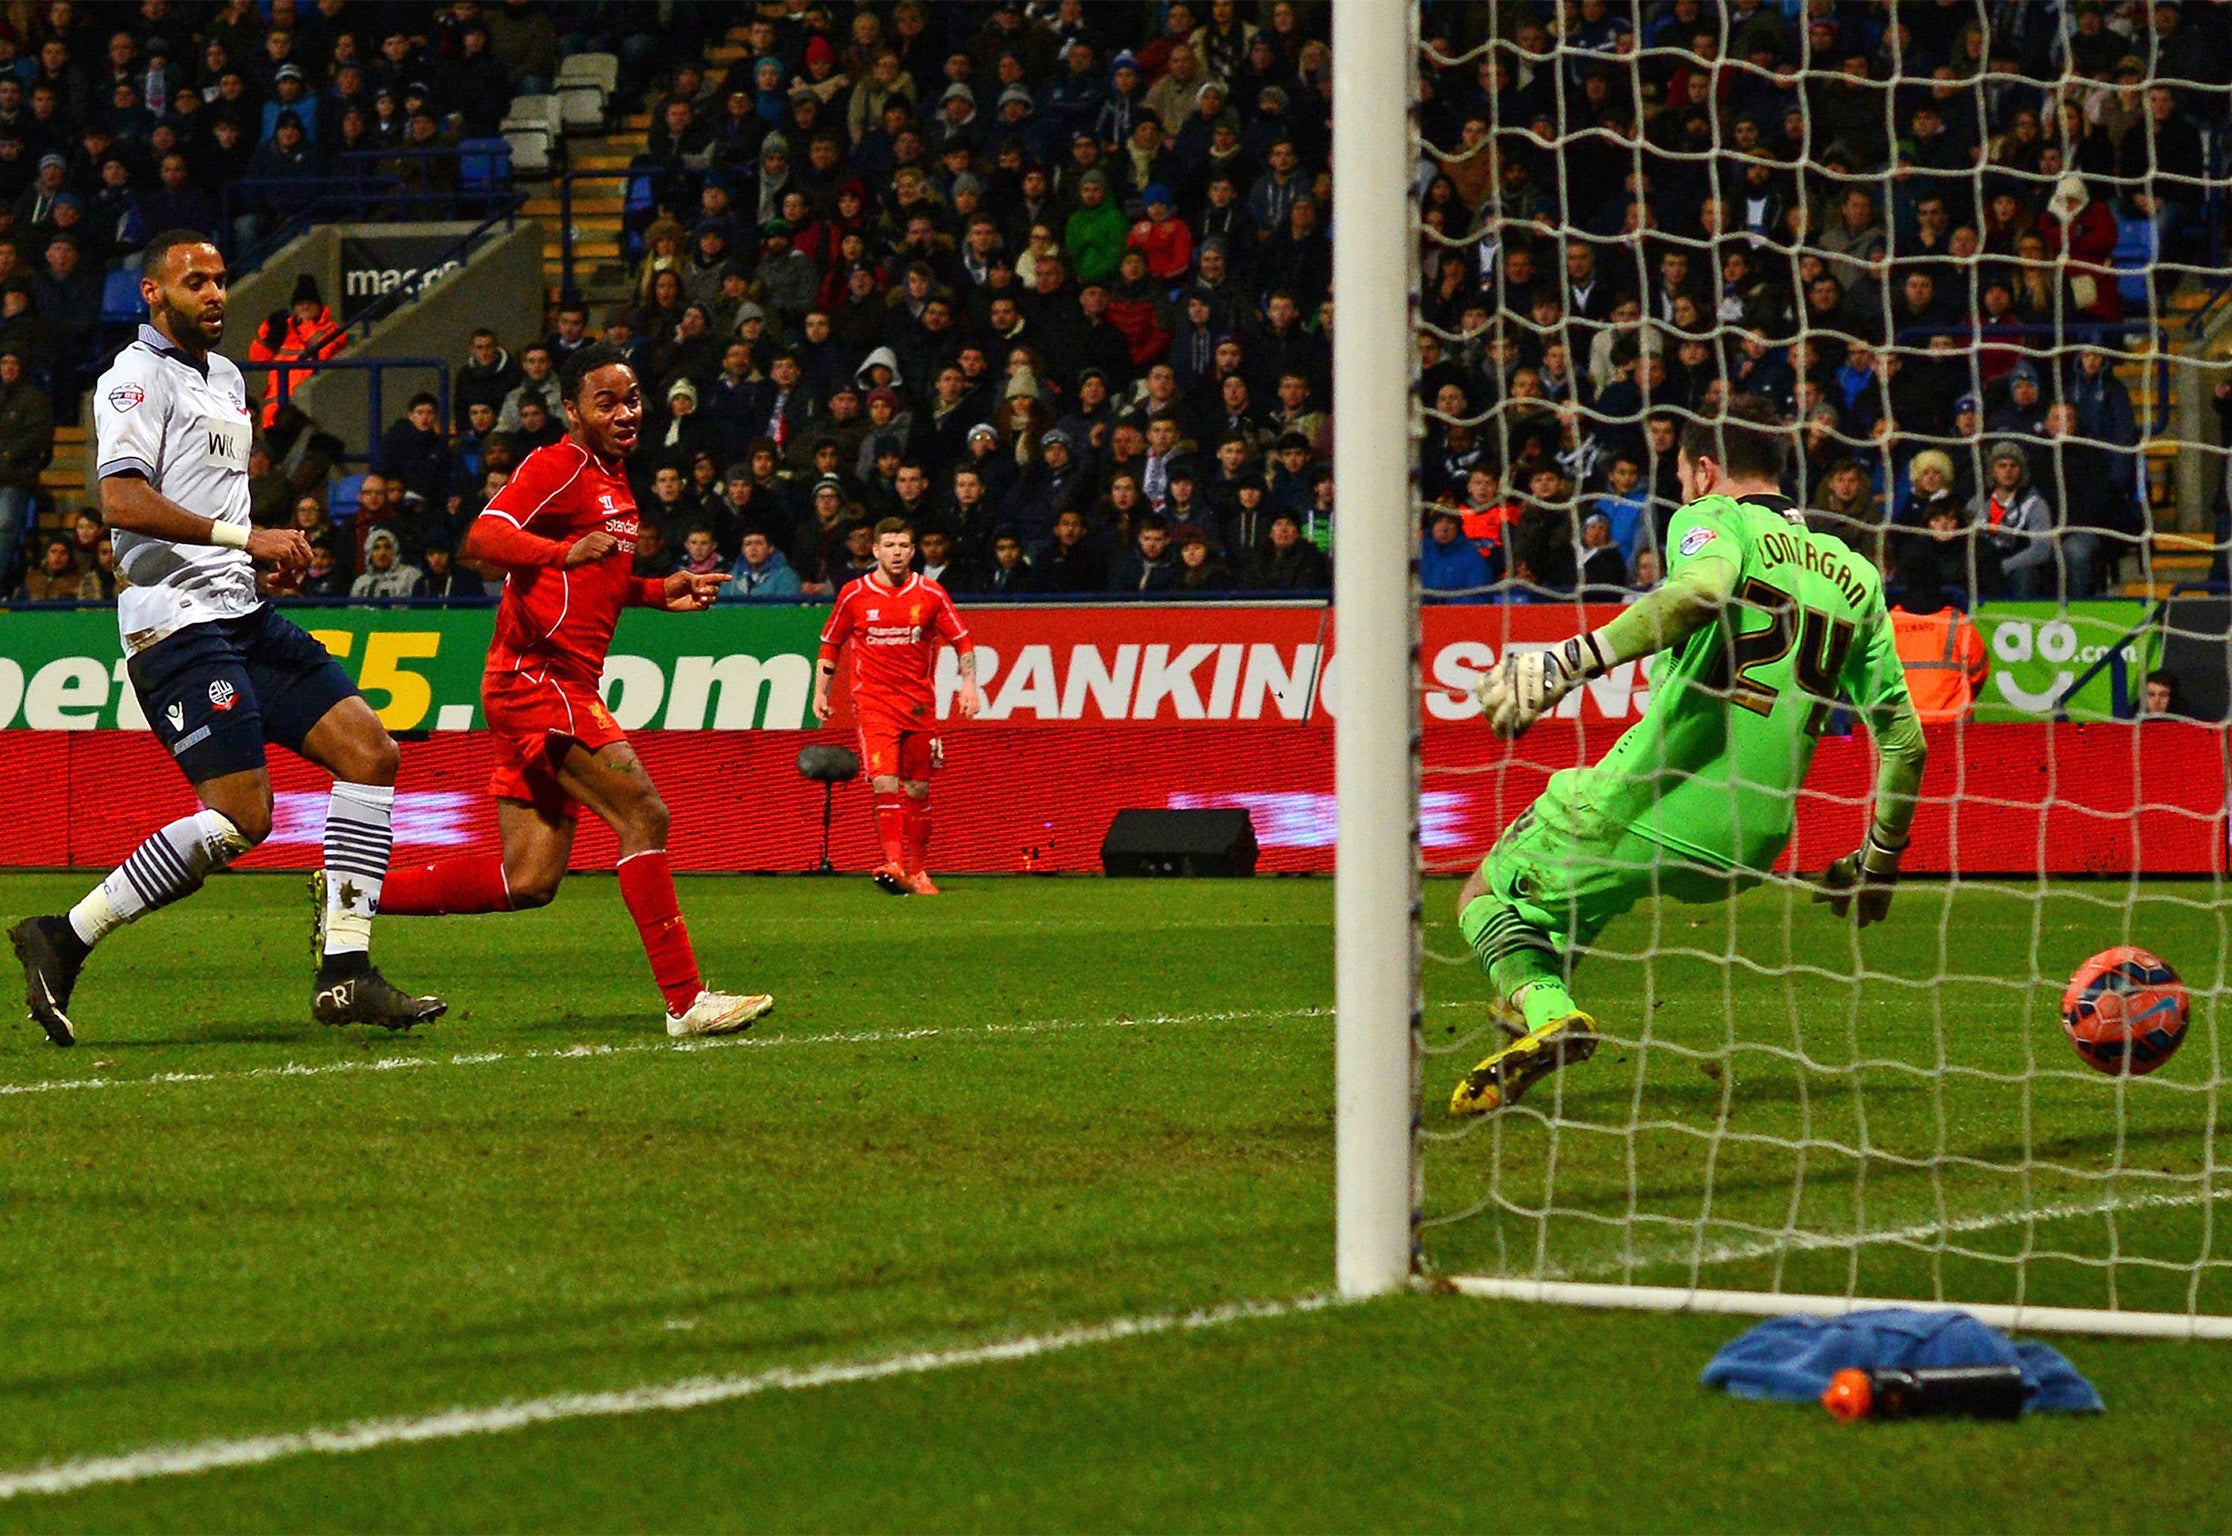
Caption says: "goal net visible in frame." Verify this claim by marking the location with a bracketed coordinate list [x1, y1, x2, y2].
[1392, 1, 2232, 1337]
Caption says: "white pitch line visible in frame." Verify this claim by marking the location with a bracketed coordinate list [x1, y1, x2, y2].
[1559, 1185, 2232, 1281]
[0, 1005, 1342, 1102]
[0, 1293, 1340, 1501]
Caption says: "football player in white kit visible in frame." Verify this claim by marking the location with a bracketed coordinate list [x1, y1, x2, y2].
[7, 231, 444, 1045]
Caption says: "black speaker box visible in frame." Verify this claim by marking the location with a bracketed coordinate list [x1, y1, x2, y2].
[1100, 808, 1260, 877]
[2162, 597, 2232, 721]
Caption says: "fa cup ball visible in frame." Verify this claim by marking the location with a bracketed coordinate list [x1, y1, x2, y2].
[2062, 947, 2188, 1077]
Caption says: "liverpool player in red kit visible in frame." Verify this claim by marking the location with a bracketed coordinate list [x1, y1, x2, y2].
[369, 346, 774, 1037]
[813, 519, 979, 895]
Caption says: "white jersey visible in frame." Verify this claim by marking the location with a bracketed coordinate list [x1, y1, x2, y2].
[94, 323, 259, 653]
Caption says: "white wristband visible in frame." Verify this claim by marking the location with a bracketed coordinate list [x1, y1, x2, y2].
[209, 519, 250, 550]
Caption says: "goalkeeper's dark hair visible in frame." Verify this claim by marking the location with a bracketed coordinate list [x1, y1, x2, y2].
[142, 228, 217, 278]
[559, 342, 637, 404]
[1680, 395, 1789, 481]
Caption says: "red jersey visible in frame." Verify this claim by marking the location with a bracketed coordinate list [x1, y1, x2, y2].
[472, 439, 664, 687]
[819, 571, 973, 724]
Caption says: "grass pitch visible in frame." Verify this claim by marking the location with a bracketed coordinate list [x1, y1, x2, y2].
[0, 871, 2225, 1531]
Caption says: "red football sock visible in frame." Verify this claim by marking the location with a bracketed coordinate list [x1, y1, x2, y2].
[381, 854, 512, 915]
[902, 796, 932, 875]
[616, 849, 702, 1015]
[873, 792, 908, 868]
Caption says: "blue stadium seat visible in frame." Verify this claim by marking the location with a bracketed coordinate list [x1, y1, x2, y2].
[2114, 216, 2157, 308]
[622, 171, 656, 261]
[457, 137, 513, 191]
[99, 268, 141, 324]
[330, 472, 365, 523]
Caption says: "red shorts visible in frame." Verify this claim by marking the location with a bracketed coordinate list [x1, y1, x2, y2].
[857, 714, 940, 782]
[483, 669, 629, 821]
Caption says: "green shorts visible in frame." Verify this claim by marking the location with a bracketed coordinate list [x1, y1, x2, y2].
[1478, 806, 1754, 955]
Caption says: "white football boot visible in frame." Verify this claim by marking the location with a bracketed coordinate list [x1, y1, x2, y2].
[666, 989, 776, 1039]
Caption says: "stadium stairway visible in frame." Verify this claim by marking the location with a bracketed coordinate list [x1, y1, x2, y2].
[37, 424, 87, 535]
[523, 111, 648, 309]
[527, 31, 751, 309]
[2130, 281, 2220, 596]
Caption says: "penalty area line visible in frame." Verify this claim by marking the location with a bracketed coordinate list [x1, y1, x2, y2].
[0, 1293, 1342, 1501]
[0, 1004, 1348, 1101]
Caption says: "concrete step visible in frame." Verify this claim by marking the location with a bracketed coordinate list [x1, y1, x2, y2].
[2151, 531, 2214, 556]
[522, 194, 623, 218]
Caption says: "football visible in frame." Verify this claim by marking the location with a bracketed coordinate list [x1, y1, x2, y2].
[2062, 947, 2191, 1076]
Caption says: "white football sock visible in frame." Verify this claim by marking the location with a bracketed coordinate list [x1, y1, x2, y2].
[68, 809, 248, 947]
[322, 782, 395, 957]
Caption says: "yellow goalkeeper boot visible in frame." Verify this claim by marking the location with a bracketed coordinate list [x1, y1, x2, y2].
[1449, 1013, 1598, 1118]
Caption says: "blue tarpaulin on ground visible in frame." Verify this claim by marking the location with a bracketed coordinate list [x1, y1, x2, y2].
[1701, 1308, 2103, 1415]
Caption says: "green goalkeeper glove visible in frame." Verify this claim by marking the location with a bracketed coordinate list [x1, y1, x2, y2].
[1815, 826, 1907, 928]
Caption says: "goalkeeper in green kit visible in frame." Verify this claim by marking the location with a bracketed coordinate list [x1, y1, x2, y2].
[1451, 395, 1929, 1117]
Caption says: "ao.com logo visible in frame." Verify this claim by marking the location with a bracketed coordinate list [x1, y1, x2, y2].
[1988, 618, 2141, 712]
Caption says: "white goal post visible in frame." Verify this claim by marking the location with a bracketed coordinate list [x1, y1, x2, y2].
[1333, 5, 2232, 1341]
[1333, 0, 1423, 1301]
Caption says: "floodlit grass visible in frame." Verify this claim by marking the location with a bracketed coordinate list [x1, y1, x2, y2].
[0, 872, 2223, 1532]
[1421, 879, 2231, 1319]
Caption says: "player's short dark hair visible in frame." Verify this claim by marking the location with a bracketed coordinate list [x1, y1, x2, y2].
[559, 342, 635, 404]
[1680, 395, 1788, 480]
[873, 516, 913, 539]
[141, 227, 212, 277]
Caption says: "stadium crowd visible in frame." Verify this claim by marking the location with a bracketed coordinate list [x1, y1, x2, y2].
[1420, 0, 2226, 611]
[2, 0, 2228, 609]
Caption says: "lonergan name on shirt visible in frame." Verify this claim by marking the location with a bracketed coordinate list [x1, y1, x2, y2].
[1752, 528, 1867, 610]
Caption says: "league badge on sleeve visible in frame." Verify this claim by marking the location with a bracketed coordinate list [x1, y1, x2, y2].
[107, 383, 145, 412]
[1678, 526, 1717, 557]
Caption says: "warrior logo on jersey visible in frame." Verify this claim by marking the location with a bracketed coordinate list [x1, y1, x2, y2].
[1678, 526, 1718, 557]
[208, 678, 237, 711]
[107, 383, 145, 411]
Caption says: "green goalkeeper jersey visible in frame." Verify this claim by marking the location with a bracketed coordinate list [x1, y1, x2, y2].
[1566, 493, 1915, 873]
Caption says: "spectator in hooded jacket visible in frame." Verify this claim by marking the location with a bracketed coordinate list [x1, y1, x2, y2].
[1108, 510, 1183, 592]
[456, 327, 523, 432]
[1063, 168, 1129, 284]
[725, 527, 805, 598]
[1244, 511, 1332, 589]
[1420, 506, 1495, 602]
[245, 272, 346, 427]
[373, 393, 457, 508]
[1126, 183, 1193, 285]
[1974, 438, 2055, 599]
[350, 527, 423, 598]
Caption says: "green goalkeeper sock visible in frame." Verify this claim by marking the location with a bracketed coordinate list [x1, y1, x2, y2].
[1459, 893, 1578, 1031]
[1510, 976, 1579, 1032]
